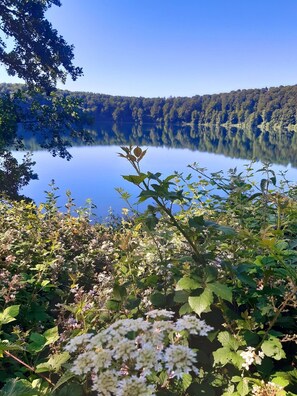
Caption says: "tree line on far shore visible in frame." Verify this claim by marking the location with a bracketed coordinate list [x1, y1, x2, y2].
[2, 82, 297, 130]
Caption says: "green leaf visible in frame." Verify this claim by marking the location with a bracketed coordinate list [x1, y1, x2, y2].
[188, 289, 213, 316]
[176, 277, 201, 291]
[243, 330, 260, 346]
[237, 379, 249, 395]
[52, 371, 76, 392]
[213, 347, 233, 365]
[3, 305, 20, 319]
[54, 382, 84, 396]
[112, 284, 127, 302]
[150, 292, 166, 307]
[144, 274, 159, 286]
[147, 172, 162, 181]
[236, 273, 257, 288]
[35, 352, 70, 373]
[0, 341, 23, 354]
[106, 299, 121, 311]
[204, 266, 218, 283]
[43, 326, 59, 346]
[208, 282, 232, 303]
[261, 336, 286, 360]
[144, 215, 158, 230]
[213, 347, 244, 369]
[271, 376, 290, 388]
[122, 173, 147, 185]
[26, 302, 50, 322]
[217, 331, 242, 350]
[0, 378, 37, 396]
[138, 190, 159, 202]
[158, 371, 169, 387]
[28, 333, 46, 352]
[188, 215, 205, 229]
[182, 373, 192, 391]
[179, 302, 192, 315]
[174, 290, 189, 303]
[217, 225, 236, 236]
[0, 305, 20, 325]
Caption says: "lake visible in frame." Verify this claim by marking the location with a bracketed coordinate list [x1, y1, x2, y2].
[15, 123, 297, 219]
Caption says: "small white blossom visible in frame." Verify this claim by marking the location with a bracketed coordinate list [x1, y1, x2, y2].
[113, 339, 138, 361]
[92, 347, 113, 370]
[121, 208, 129, 216]
[134, 343, 162, 374]
[117, 376, 156, 396]
[164, 345, 198, 378]
[65, 333, 93, 353]
[240, 347, 264, 370]
[146, 309, 174, 319]
[174, 315, 213, 336]
[92, 370, 118, 395]
[70, 351, 96, 375]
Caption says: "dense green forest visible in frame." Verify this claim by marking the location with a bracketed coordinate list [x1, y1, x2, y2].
[2, 82, 297, 130]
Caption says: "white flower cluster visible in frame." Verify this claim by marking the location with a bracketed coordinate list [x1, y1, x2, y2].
[66, 310, 213, 396]
[240, 346, 265, 370]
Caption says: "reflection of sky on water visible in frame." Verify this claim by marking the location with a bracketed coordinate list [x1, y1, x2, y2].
[14, 146, 297, 220]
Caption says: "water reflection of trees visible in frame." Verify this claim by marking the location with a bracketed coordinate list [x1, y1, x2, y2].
[20, 123, 297, 168]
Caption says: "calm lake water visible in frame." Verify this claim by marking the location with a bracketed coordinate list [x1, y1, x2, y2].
[15, 123, 297, 219]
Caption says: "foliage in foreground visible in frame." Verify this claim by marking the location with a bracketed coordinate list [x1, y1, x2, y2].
[0, 148, 297, 395]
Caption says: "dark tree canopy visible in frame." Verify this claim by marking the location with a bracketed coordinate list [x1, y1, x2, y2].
[0, 0, 83, 93]
[0, 1, 87, 200]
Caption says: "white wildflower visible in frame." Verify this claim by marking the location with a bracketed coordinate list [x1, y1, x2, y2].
[146, 309, 174, 319]
[117, 376, 156, 396]
[70, 351, 95, 375]
[92, 370, 118, 395]
[174, 315, 213, 335]
[92, 347, 113, 371]
[67, 313, 213, 392]
[134, 343, 162, 374]
[107, 318, 150, 336]
[113, 339, 138, 361]
[121, 208, 129, 216]
[240, 347, 264, 370]
[164, 345, 198, 378]
[65, 333, 93, 353]
[150, 320, 173, 347]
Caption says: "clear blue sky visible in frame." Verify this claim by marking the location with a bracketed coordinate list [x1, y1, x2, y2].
[1, 0, 297, 97]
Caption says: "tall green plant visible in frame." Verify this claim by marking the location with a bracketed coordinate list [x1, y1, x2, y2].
[116, 146, 297, 395]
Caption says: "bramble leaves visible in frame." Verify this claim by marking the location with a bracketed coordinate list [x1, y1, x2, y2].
[188, 289, 213, 316]
[176, 277, 201, 291]
[261, 336, 286, 360]
[208, 282, 233, 303]
[0, 306, 20, 326]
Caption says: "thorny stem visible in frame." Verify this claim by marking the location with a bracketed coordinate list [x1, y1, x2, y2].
[257, 284, 297, 349]
[125, 150, 206, 264]
[4, 350, 55, 386]
[143, 175, 205, 264]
